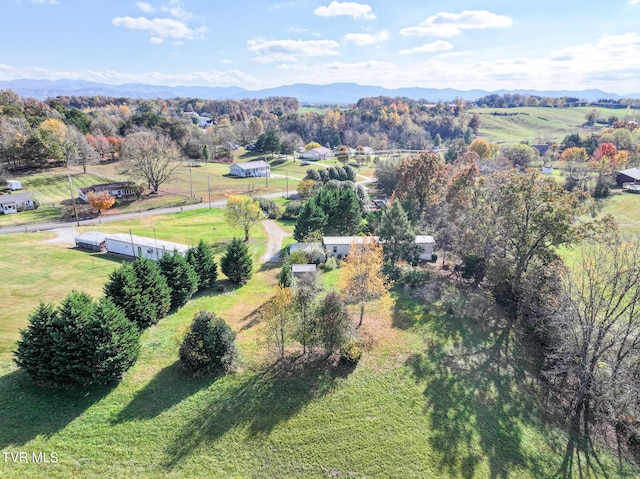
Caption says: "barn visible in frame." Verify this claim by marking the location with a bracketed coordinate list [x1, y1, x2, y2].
[615, 166, 640, 187]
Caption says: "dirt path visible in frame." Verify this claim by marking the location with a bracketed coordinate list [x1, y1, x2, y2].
[260, 220, 291, 263]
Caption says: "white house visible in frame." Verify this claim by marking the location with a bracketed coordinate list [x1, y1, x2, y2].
[78, 182, 137, 202]
[6, 180, 22, 190]
[301, 147, 333, 160]
[323, 235, 435, 260]
[104, 233, 189, 261]
[0, 192, 35, 214]
[228, 160, 271, 178]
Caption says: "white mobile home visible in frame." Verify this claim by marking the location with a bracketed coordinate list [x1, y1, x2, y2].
[105, 233, 189, 260]
[75, 232, 107, 252]
[229, 160, 270, 178]
[0, 192, 34, 214]
[323, 235, 435, 261]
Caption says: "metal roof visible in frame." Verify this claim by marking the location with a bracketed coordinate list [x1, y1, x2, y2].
[232, 160, 269, 170]
[105, 233, 190, 253]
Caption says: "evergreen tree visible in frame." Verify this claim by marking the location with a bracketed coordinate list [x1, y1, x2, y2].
[220, 238, 253, 284]
[278, 259, 294, 288]
[376, 200, 421, 265]
[317, 187, 362, 236]
[14, 292, 140, 387]
[180, 311, 239, 375]
[185, 240, 218, 291]
[344, 164, 356, 182]
[294, 200, 328, 242]
[159, 252, 199, 309]
[132, 258, 171, 325]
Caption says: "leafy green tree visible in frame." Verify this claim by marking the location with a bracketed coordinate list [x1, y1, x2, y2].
[500, 144, 538, 169]
[220, 238, 253, 284]
[344, 164, 356, 182]
[374, 158, 401, 196]
[255, 130, 280, 156]
[14, 292, 140, 387]
[376, 200, 420, 265]
[202, 144, 211, 163]
[185, 240, 218, 291]
[293, 271, 321, 354]
[316, 292, 353, 356]
[158, 252, 199, 309]
[179, 311, 239, 375]
[294, 200, 328, 242]
[225, 194, 263, 242]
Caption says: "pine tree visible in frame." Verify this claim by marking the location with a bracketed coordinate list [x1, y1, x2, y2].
[13, 301, 58, 383]
[159, 251, 199, 309]
[278, 259, 294, 288]
[376, 200, 420, 265]
[220, 238, 253, 284]
[293, 200, 327, 242]
[185, 240, 218, 290]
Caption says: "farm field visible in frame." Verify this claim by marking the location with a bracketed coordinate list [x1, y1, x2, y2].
[468, 106, 621, 143]
[1, 202, 640, 478]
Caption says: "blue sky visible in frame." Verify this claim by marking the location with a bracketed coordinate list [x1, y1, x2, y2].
[2, 0, 640, 94]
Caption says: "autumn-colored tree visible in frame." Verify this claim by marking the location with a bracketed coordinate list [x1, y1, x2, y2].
[339, 236, 390, 327]
[304, 141, 322, 151]
[87, 191, 115, 214]
[248, 116, 265, 141]
[590, 142, 627, 197]
[296, 179, 316, 199]
[225, 194, 263, 241]
[263, 285, 295, 359]
[336, 145, 351, 166]
[468, 139, 491, 159]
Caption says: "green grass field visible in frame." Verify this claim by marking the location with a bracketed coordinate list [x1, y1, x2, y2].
[468, 106, 617, 144]
[1, 203, 639, 477]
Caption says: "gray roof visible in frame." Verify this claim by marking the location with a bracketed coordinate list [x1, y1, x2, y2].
[233, 160, 269, 170]
[292, 264, 317, 273]
[75, 231, 107, 246]
[105, 233, 190, 253]
[0, 192, 32, 205]
[616, 167, 640, 181]
[289, 242, 322, 252]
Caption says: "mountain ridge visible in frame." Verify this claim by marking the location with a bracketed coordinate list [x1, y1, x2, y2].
[1, 79, 638, 104]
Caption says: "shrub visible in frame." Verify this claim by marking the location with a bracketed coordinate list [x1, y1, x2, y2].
[220, 238, 253, 284]
[339, 338, 363, 365]
[282, 200, 303, 220]
[288, 249, 309, 264]
[306, 245, 326, 265]
[322, 256, 339, 271]
[179, 311, 239, 375]
[158, 251, 199, 309]
[440, 284, 467, 316]
[255, 196, 280, 219]
[14, 293, 140, 387]
[401, 266, 430, 288]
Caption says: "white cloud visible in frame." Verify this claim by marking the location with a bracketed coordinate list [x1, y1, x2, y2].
[314, 2, 375, 20]
[343, 30, 388, 46]
[31, 0, 58, 4]
[112, 16, 206, 43]
[629, 0, 640, 4]
[400, 10, 512, 37]
[136, 2, 155, 13]
[247, 38, 341, 63]
[399, 41, 453, 55]
[161, 0, 192, 21]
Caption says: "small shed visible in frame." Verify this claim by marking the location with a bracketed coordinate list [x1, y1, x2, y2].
[615, 167, 640, 187]
[292, 264, 317, 277]
[414, 235, 436, 261]
[7, 180, 22, 190]
[541, 166, 553, 175]
[105, 233, 189, 260]
[75, 232, 107, 252]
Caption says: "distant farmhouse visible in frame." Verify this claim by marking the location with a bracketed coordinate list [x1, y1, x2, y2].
[301, 147, 333, 161]
[229, 160, 271, 178]
[0, 192, 35, 214]
[78, 181, 137, 202]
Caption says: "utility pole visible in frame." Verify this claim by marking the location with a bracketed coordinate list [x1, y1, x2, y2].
[208, 175, 211, 210]
[67, 171, 80, 226]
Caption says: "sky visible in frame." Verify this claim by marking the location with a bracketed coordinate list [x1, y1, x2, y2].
[2, 0, 640, 94]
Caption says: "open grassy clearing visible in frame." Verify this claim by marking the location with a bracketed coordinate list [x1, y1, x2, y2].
[1, 205, 639, 477]
[468, 106, 618, 143]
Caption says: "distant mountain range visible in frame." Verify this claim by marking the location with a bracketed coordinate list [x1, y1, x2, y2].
[1, 79, 638, 104]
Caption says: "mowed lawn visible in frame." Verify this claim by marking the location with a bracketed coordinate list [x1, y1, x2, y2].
[1, 209, 639, 477]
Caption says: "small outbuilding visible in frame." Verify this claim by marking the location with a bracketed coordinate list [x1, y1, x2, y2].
[292, 264, 317, 277]
[301, 147, 333, 160]
[104, 233, 189, 261]
[0, 192, 35, 214]
[6, 180, 22, 191]
[75, 232, 107, 252]
[228, 160, 270, 178]
[615, 166, 640, 187]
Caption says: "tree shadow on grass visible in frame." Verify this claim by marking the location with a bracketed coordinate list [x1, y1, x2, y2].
[113, 361, 218, 423]
[406, 296, 553, 479]
[164, 356, 353, 469]
[0, 369, 116, 448]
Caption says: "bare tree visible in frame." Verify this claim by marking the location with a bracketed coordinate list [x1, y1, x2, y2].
[65, 125, 97, 173]
[545, 237, 640, 470]
[120, 131, 181, 193]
